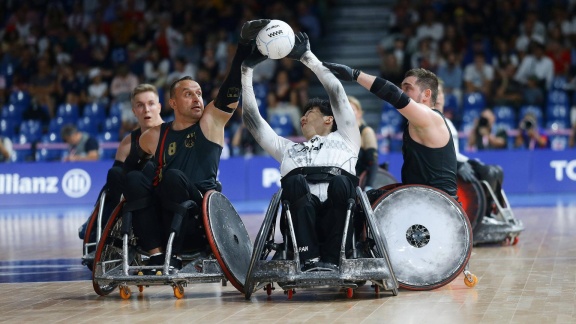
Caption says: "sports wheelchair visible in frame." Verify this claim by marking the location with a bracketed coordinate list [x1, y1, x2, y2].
[91, 190, 252, 299]
[457, 176, 524, 246]
[244, 187, 399, 300]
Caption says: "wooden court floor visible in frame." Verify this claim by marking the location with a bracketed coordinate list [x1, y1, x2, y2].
[0, 204, 575, 323]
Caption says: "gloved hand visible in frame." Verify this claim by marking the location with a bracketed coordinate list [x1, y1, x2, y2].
[457, 161, 475, 182]
[322, 62, 360, 81]
[286, 32, 310, 60]
[240, 19, 270, 45]
[243, 43, 268, 68]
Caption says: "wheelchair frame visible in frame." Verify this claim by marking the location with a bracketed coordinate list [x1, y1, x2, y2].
[91, 190, 250, 299]
[244, 187, 399, 300]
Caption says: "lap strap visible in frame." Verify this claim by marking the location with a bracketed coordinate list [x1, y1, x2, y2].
[282, 166, 359, 187]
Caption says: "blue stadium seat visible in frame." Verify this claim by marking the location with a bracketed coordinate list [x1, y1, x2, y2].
[493, 105, 516, 124]
[103, 116, 121, 133]
[109, 102, 122, 119]
[462, 92, 486, 112]
[48, 117, 67, 134]
[97, 132, 119, 160]
[56, 104, 80, 123]
[37, 133, 65, 162]
[11, 148, 34, 162]
[1, 104, 23, 123]
[8, 90, 31, 110]
[444, 93, 459, 113]
[253, 82, 269, 119]
[1, 118, 17, 137]
[460, 109, 480, 133]
[269, 113, 294, 137]
[83, 102, 107, 124]
[551, 76, 567, 90]
[546, 104, 570, 125]
[19, 120, 43, 142]
[77, 116, 99, 136]
[549, 135, 569, 150]
[546, 119, 570, 130]
[547, 90, 569, 106]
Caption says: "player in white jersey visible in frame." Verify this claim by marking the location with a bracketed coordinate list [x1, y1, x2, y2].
[241, 32, 361, 271]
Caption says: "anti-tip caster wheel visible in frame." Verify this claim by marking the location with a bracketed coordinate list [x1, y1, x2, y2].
[119, 286, 131, 300]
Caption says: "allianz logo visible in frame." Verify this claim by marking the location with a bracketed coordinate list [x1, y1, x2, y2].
[0, 168, 91, 198]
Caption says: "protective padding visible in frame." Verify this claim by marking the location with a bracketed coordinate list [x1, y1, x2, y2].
[359, 168, 398, 190]
[372, 185, 472, 290]
[456, 176, 487, 229]
[203, 190, 253, 294]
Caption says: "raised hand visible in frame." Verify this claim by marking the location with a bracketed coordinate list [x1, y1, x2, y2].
[286, 32, 310, 60]
[243, 43, 268, 68]
[322, 62, 360, 82]
[240, 19, 270, 44]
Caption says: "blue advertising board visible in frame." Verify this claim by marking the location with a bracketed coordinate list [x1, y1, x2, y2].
[1, 149, 575, 207]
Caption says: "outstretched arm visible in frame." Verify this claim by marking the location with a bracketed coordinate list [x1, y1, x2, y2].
[241, 49, 292, 161]
[289, 33, 360, 150]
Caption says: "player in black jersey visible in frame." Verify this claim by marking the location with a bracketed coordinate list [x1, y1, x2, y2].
[122, 20, 270, 273]
[79, 84, 164, 240]
[323, 63, 457, 197]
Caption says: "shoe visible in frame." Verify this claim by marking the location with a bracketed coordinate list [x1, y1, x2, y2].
[140, 253, 165, 276]
[301, 257, 321, 272]
[169, 255, 182, 274]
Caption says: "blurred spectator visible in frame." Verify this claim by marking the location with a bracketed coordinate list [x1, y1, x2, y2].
[522, 75, 545, 106]
[61, 123, 99, 161]
[297, 0, 322, 40]
[379, 51, 404, 87]
[110, 64, 139, 134]
[436, 52, 463, 105]
[514, 113, 548, 149]
[491, 36, 518, 71]
[468, 108, 508, 150]
[175, 31, 202, 68]
[515, 10, 546, 55]
[28, 57, 56, 118]
[514, 39, 554, 90]
[267, 92, 302, 136]
[463, 52, 494, 97]
[0, 135, 13, 162]
[492, 62, 523, 108]
[56, 64, 85, 107]
[270, 69, 298, 108]
[86, 68, 109, 105]
[415, 9, 443, 44]
[143, 47, 170, 88]
[166, 56, 196, 87]
[410, 37, 438, 71]
[155, 12, 183, 59]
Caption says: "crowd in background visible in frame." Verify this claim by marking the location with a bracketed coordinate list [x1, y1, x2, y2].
[0, 0, 575, 163]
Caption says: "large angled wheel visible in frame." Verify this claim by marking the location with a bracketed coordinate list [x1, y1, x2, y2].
[372, 185, 472, 291]
[203, 191, 253, 295]
[244, 190, 282, 300]
[92, 200, 131, 296]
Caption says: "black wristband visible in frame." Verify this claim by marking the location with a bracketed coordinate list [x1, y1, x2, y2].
[353, 69, 360, 81]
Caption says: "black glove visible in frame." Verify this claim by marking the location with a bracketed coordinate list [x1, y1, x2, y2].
[322, 62, 361, 82]
[240, 19, 270, 45]
[243, 42, 268, 68]
[457, 161, 475, 182]
[286, 32, 310, 61]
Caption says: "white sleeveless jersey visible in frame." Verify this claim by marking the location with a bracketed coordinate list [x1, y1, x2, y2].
[280, 132, 358, 202]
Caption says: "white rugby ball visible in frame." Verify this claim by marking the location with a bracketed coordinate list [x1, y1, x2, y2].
[256, 20, 295, 59]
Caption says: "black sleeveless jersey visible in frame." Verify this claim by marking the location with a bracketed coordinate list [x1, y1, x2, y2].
[122, 128, 142, 171]
[356, 124, 367, 175]
[401, 110, 457, 196]
[153, 122, 222, 192]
